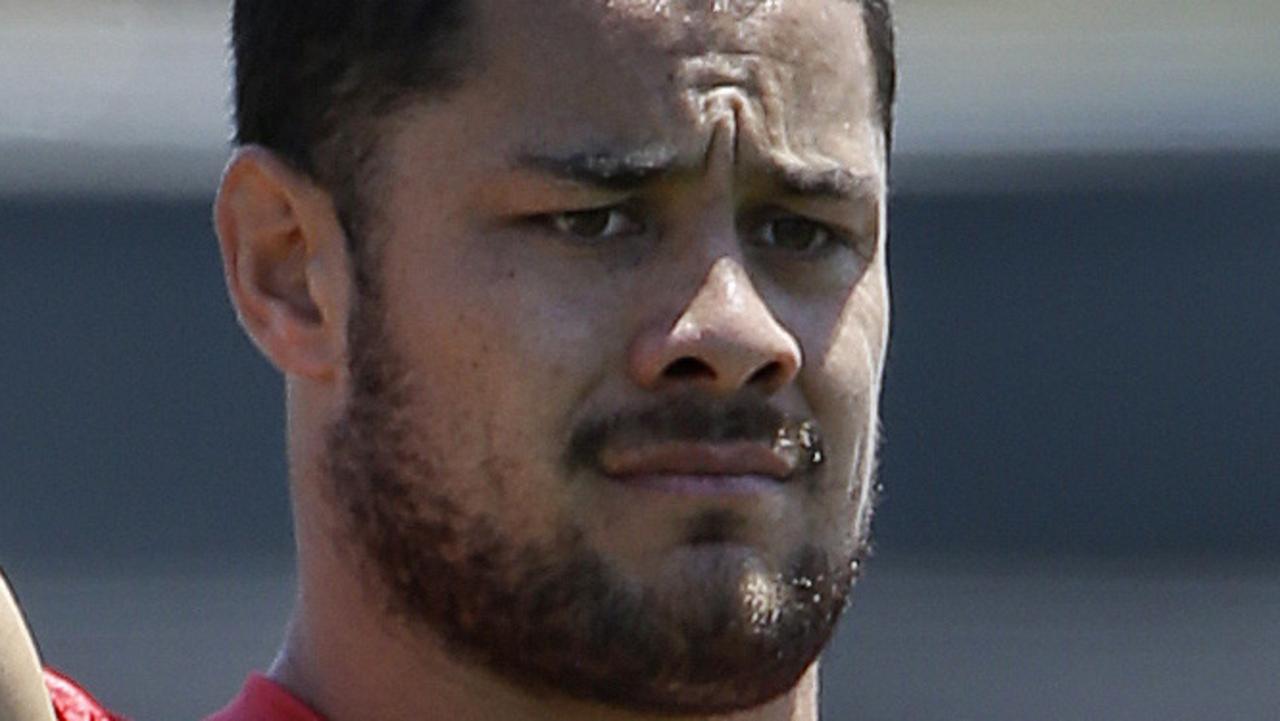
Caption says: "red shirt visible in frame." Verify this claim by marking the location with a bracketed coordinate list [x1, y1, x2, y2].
[43, 668, 128, 721]
[204, 675, 324, 721]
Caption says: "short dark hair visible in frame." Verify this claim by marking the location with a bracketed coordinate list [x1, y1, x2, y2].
[229, 0, 897, 251]
[861, 0, 898, 149]
[230, 0, 471, 247]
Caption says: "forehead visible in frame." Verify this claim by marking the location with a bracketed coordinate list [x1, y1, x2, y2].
[452, 0, 881, 172]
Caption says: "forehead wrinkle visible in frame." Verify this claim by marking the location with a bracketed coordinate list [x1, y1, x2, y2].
[698, 85, 747, 175]
[684, 57, 859, 200]
[681, 51, 773, 172]
[488, 0, 881, 196]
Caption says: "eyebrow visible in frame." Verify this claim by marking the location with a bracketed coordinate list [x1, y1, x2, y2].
[766, 163, 880, 203]
[514, 146, 879, 202]
[514, 146, 680, 192]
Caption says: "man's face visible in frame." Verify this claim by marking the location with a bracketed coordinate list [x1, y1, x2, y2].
[325, 0, 887, 713]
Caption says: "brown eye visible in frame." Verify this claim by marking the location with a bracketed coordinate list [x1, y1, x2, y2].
[757, 216, 836, 253]
[547, 207, 641, 240]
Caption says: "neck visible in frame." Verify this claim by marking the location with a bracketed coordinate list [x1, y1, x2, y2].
[271, 529, 821, 721]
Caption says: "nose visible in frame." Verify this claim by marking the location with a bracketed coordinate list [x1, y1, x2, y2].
[629, 257, 802, 396]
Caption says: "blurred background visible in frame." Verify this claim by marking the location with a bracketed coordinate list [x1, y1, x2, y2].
[2, 1, 1277, 719]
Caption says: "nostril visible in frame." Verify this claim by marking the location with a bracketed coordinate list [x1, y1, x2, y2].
[747, 361, 784, 389]
[663, 356, 715, 381]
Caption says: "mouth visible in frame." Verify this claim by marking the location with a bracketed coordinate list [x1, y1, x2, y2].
[599, 441, 796, 496]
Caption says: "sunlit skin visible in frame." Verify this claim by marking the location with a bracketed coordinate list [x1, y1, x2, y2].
[214, 0, 888, 720]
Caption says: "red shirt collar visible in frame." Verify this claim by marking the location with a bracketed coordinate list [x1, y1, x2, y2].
[203, 674, 325, 721]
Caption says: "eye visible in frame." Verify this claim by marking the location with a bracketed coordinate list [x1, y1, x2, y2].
[543, 206, 643, 241]
[752, 215, 842, 255]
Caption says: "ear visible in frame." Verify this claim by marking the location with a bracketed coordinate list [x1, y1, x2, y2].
[214, 147, 352, 381]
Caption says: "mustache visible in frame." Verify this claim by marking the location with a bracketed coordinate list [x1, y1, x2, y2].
[566, 394, 825, 473]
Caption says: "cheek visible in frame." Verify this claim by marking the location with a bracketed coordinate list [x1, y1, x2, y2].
[821, 282, 888, 394]
[382, 247, 626, 521]
[391, 230, 612, 390]
[797, 270, 888, 491]
[487, 259, 631, 408]
[790, 265, 887, 401]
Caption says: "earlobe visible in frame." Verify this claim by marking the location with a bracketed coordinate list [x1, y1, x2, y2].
[214, 147, 351, 381]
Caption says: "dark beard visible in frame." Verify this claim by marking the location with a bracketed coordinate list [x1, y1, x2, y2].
[322, 277, 873, 714]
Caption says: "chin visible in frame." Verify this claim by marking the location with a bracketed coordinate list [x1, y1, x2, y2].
[451, 537, 862, 716]
[576, 542, 856, 714]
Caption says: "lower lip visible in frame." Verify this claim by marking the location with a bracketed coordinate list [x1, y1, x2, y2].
[608, 473, 783, 497]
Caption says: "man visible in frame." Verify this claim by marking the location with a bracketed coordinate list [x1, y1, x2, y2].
[209, 0, 896, 719]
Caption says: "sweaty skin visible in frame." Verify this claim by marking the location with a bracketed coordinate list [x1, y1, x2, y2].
[362, 0, 885, 598]
[215, 1, 887, 720]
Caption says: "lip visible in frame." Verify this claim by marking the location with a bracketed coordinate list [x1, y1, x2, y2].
[606, 473, 783, 497]
[599, 441, 795, 482]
